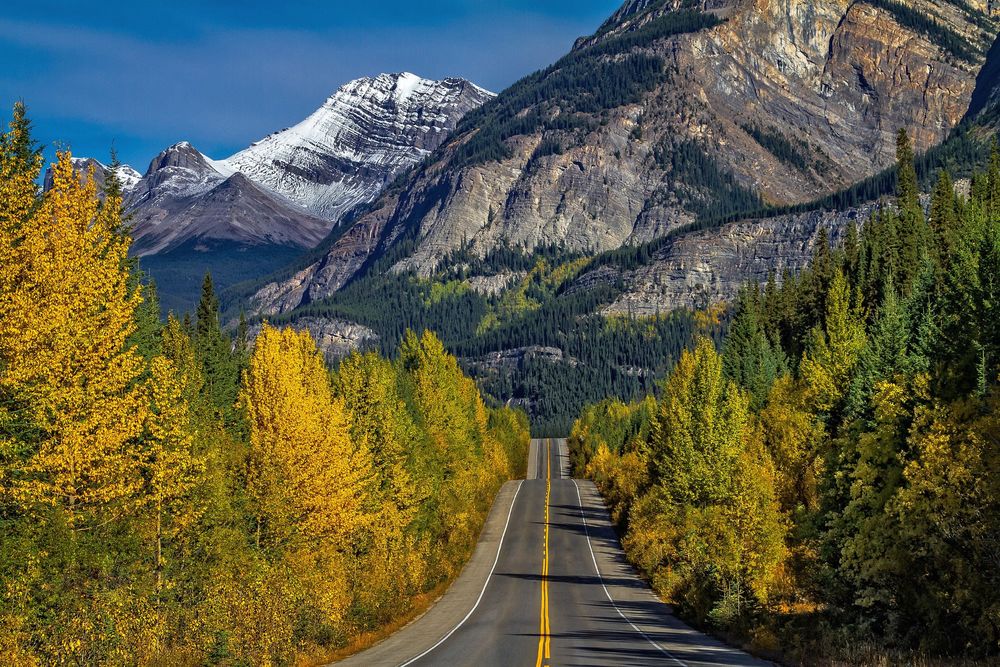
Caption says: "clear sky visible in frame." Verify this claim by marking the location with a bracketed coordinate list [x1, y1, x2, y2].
[0, 1, 622, 172]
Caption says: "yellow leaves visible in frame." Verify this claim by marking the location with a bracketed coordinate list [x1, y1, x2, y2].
[242, 325, 375, 549]
[760, 375, 825, 512]
[0, 151, 148, 528]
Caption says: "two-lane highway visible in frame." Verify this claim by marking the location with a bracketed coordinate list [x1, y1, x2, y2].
[336, 439, 770, 666]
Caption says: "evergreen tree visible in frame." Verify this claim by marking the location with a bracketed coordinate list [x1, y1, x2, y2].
[928, 169, 959, 272]
[194, 273, 237, 424]
[723, 285, 787, 410]
[894, 129, 929, 291]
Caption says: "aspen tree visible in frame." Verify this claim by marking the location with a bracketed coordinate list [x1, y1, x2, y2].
[0, 151, 147, 528]
[241, 325, 374, 549]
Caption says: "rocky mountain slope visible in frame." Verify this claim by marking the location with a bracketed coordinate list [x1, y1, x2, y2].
[247, 0, 999, 316]
[125, 142, 332, 255]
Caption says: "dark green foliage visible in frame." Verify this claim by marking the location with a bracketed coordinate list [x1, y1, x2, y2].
[741, 124, 811, 170]
[195, 274, 239, 425]
[272, 272, 489, 351]
[723, 285, 788, 410]
[129, 276, 163, 361]
[656, 139, 763, 219]
[449, 9, 720, 170]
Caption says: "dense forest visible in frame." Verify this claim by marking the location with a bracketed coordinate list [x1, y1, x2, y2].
[272, 242, 705, 435]
[0, 105, 529, 665]
[568, 131, 1000, 661]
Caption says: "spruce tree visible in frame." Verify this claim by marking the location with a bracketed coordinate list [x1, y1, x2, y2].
[928, 169, 958, 272]
[195, 273, 237, 424]
[894, 129, 928, 292]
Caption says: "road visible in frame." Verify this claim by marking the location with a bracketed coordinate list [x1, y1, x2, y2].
[336, 439, 771, 667]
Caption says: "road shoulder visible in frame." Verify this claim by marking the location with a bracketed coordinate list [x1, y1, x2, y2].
[573, 479, 773, 667]
[332, 479, 523, 666]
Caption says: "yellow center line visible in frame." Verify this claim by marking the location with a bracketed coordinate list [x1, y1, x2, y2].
[536, 439, 552, 667]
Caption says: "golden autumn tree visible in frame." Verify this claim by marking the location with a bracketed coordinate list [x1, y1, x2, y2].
[142, 356, 204, 596]
[627, 338, 787, 626]
[0, 146, 148, 529]
[241, 324, 375, 550]
[398, 330, 492, 561]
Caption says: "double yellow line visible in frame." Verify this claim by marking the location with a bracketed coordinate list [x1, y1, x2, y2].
[535, 439, 552, 667]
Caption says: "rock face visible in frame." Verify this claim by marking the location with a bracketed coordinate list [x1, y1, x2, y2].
[247, 317, 378, 362]
[598, 203, 877, 315]
[249, 0, 999, 316]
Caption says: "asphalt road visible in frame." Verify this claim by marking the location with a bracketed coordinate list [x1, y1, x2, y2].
[336, 439, 771, 667]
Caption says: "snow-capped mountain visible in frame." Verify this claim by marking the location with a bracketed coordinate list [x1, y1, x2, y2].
[124, 73, 492, 256]
[43, 157, 142, 194]
[224, 72, 494, 221]
[126, 141, 332, 255]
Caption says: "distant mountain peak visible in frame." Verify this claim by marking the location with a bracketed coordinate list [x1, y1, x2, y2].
[43, 156, 142, 195]
[123, 72, 492, 261]
[222, 72, 494, 221]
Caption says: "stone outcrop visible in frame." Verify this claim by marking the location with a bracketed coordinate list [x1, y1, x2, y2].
[598, 203, 877, 315]
[247, 317, 378, 362]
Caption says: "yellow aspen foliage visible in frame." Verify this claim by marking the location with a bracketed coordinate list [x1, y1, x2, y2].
[143, 356, 205, 592]
[241, 325, 375, 549]
[760, 375, 826, 512]
[800, 270, 866, 413]
[0, 151, 147, 528]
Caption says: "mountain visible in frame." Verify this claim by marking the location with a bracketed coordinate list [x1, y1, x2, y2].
[225, 73, 494, 221]
[42, 157, 141, 194]
[232, 0, 1000, 434]
[114, 73, 491, 313]
[247, 0, 1000, 316]
[126, 142, 332, 256]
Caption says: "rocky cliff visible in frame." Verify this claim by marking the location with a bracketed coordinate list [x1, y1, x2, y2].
[249, 0, 999, 316]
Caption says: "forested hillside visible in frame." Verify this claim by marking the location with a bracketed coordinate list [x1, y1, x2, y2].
[568, 132, 1000, 661]
[0, 105, 529, 665]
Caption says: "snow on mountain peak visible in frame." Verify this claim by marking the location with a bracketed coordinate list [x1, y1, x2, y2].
[222, 72, 494, 221]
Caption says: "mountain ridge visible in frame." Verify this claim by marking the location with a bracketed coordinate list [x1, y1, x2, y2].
[244, 0, 1000, 318]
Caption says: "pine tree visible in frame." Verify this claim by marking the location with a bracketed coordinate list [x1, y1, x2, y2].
[194, 273, 237, 424]
[723, 285, 787, 410]
[928, 169, 959, 273]
[894, 129, 929, 292]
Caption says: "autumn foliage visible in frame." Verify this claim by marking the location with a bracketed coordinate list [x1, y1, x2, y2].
[0, 106, 529, 665]
[570, 131, 1000, 661]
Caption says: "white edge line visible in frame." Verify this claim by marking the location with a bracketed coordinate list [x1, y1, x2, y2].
[572, 479, 688, 667]
[398, 479, 524, 667]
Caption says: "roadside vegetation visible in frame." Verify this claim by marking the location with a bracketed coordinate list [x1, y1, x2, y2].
[0, 104, 530, 666]
[569, 131, 1000, 662]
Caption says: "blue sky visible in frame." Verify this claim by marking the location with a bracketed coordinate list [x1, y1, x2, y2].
[0, 1, 621, 172]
